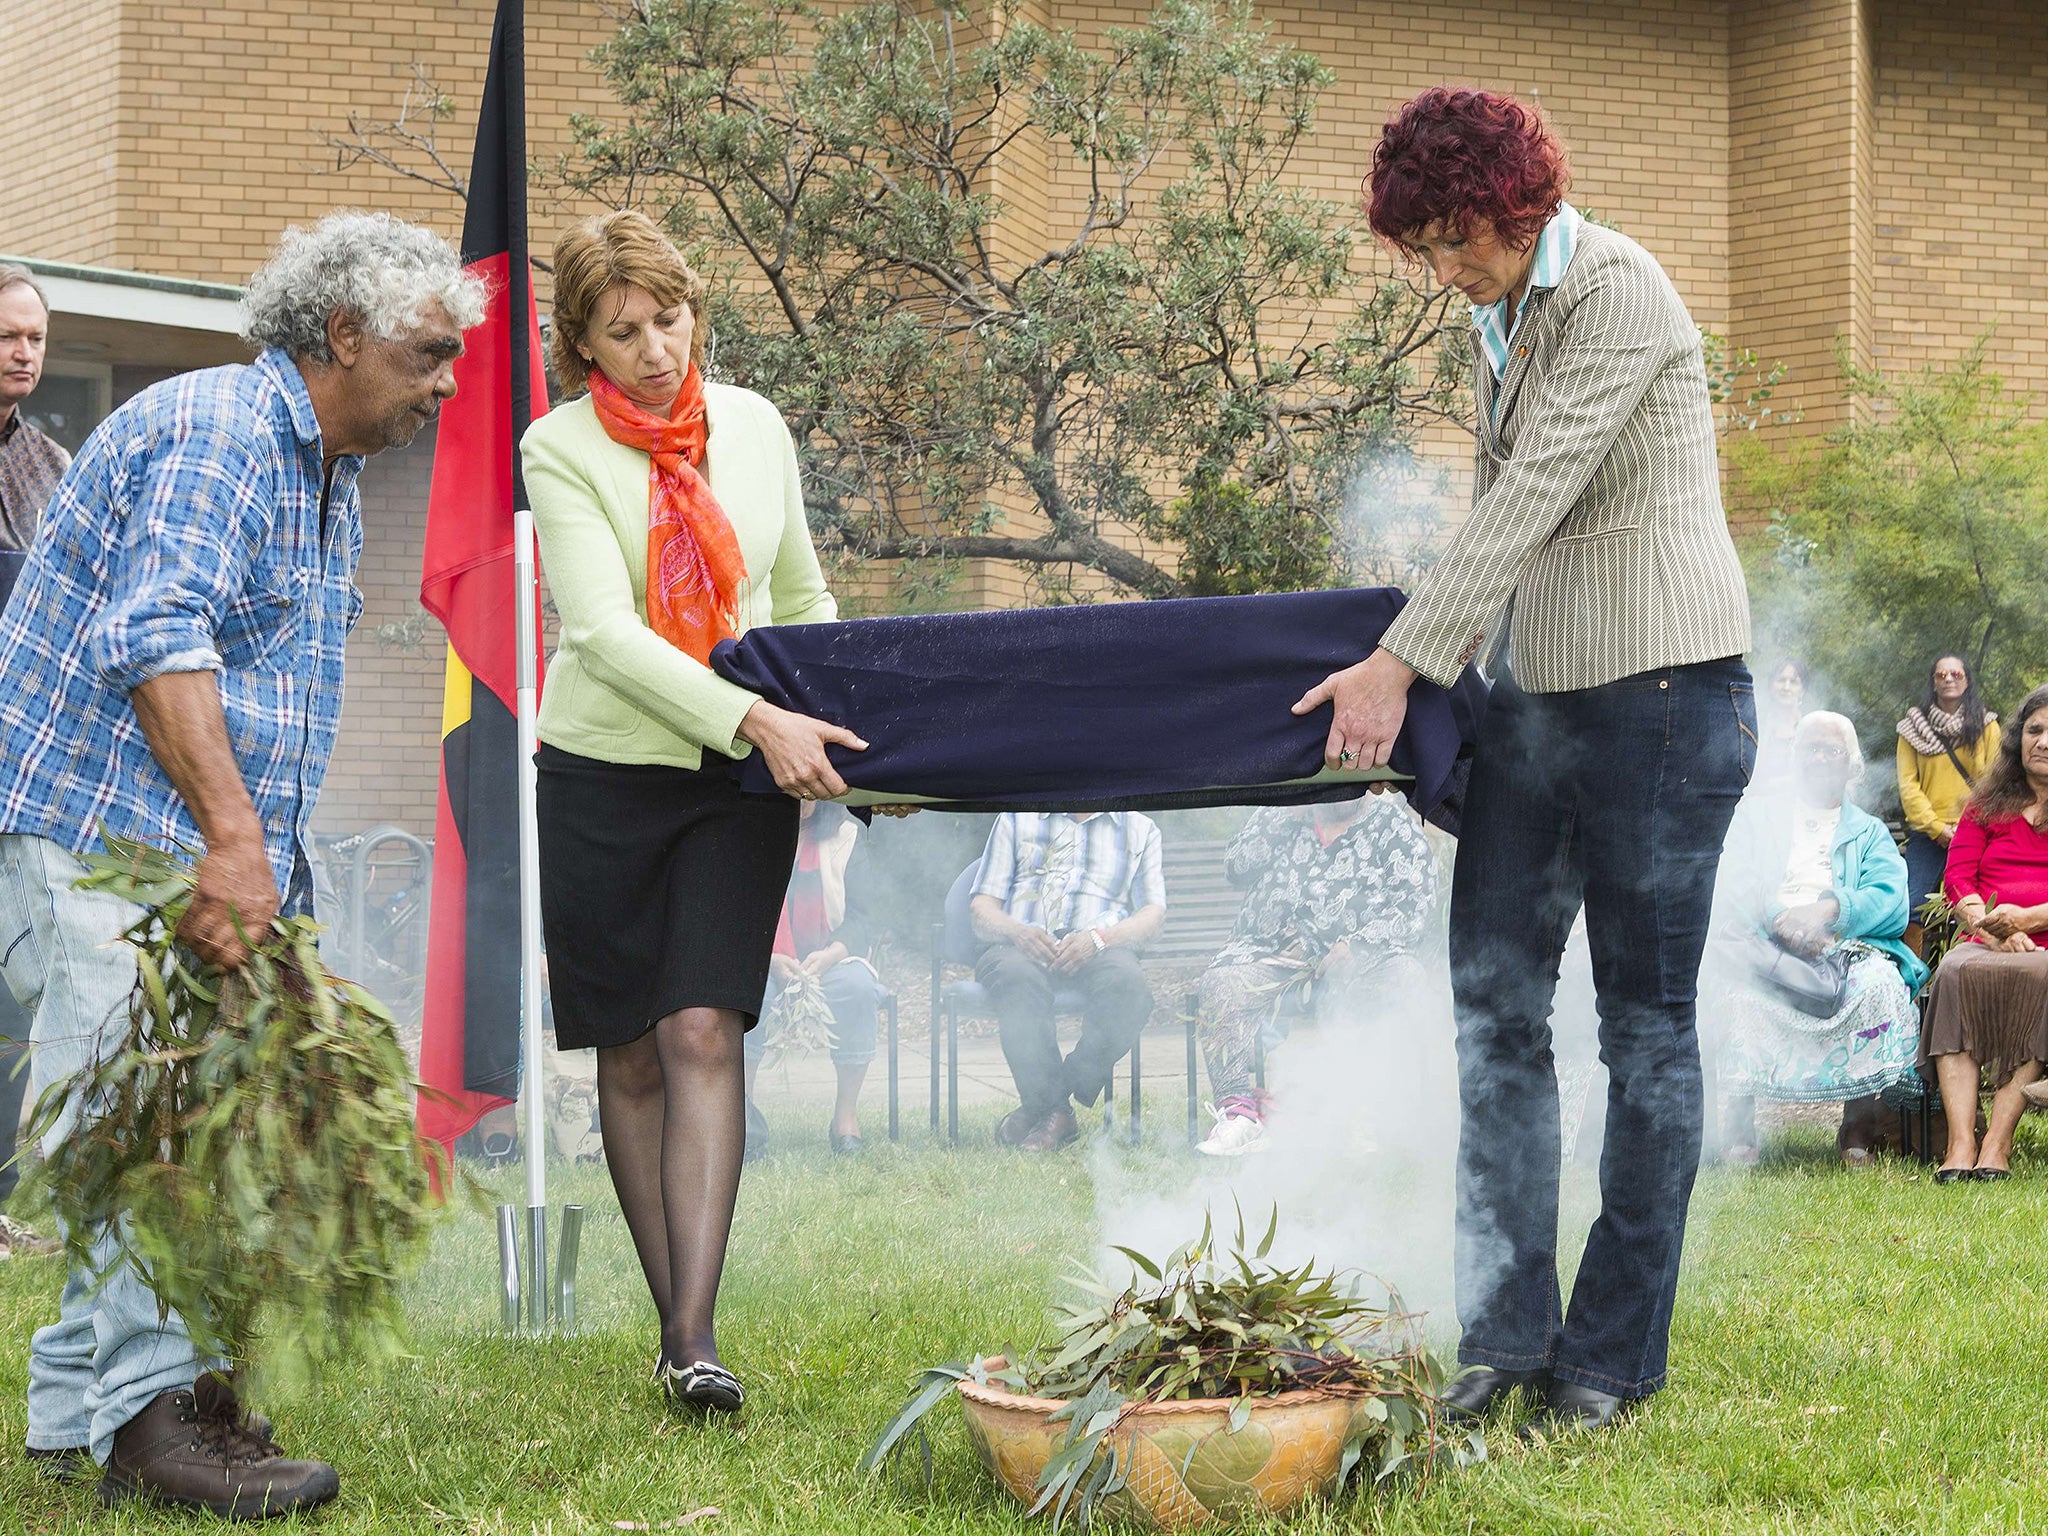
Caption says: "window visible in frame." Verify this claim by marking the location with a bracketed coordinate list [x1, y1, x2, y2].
[24, 361, 111, 455]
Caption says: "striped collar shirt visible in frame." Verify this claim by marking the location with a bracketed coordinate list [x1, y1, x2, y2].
[1472, 200, 1585, 384]
[974, 811, 1168, 936]
[0, 350, 366, 900]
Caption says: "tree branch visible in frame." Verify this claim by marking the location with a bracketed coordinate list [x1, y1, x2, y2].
[851, 533, 1182, 598]
[318, 64, 469, 203]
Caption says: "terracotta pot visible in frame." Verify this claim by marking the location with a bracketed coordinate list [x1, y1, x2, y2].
[955, 1358, 1364, 1529]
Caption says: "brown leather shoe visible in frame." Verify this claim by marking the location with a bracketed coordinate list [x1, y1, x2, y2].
[100, 1373, 338, 1520]
[996, 1106, 1038, 1147]
[1019, 1107, 1079, 1153]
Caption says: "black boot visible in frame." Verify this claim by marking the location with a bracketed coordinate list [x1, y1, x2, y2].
[1440, 1365, 1549, 1425]
[1522, 1378, 1628, 1439]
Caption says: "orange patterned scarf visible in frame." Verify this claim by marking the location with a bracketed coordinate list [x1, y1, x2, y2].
[588, 364, 748, 663]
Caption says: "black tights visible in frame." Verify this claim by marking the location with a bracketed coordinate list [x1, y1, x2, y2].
[594, 1006, 747, 1366]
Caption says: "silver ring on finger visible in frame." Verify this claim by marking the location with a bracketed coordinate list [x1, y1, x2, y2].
[1338, 747, 1355, 765]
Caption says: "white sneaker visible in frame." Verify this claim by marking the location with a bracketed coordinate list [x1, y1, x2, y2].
[1196, 1103, 1271, 1157]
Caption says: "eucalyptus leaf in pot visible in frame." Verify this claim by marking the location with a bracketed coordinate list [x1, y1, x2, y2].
[863, 1208, 1483, 1529]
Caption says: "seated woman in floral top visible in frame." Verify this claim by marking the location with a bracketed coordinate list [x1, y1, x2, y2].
[1195, 793, 1440, 1156]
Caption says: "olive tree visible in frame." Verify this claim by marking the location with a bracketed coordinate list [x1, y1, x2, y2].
[558, 0, 1464, 600]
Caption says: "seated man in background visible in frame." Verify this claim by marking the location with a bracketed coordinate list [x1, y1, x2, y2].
[0, 265, 69, 1261]
[744, 801, 885, 1158]
[971, 811, 1166, 1152]
[1196, 794, 1440, 1156]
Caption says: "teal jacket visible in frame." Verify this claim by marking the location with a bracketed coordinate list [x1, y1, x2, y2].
[1710, 793, 1929, 994]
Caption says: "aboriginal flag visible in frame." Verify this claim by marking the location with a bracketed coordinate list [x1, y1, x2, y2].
[415, 0, 548, 1150]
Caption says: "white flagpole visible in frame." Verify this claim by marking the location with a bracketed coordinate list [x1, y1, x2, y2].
[514, 506, 548, 1325]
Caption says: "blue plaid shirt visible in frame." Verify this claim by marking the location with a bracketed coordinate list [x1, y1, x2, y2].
[0, 349, 365, 898]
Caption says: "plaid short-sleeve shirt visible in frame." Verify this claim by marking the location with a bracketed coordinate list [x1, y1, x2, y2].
[0, 350, 365, 897]
[973, 811, 1167, 936]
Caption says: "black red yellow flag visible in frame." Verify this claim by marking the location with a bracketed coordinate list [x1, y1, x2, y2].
[416, 0, 547, 1150]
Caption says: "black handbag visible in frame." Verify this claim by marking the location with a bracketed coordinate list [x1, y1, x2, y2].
[1746, 930, 1852, 1019]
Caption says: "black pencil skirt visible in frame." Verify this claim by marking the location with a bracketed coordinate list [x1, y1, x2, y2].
[536, 743, 800, 1051]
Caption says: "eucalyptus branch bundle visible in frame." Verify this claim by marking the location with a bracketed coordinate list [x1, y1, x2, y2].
[1915, 891, 1966, 972]
[761, 966, 840, 1063]
[1240, 950, 1314, 1023]
[25, 835, 454, 1387]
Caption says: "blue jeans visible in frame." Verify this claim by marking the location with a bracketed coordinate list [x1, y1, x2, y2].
[0, 834, 220, 1462]
[745, 958, 881, 1067]
[1902, 830, 1948, 920]
[0, 976, 27, 1208]
[1449, 661, 1754, 1399]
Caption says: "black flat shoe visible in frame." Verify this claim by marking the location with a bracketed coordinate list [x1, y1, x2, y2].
[829, 1130, 865, 1155]
[1934, 1166, 1974, 1184]
[1439, 1365, 1549, 1425]
[25, 1444, 91, 1481]
[1973, 1166, 2011, 1182]
[1521, 1379, 1627, 1439]
[653, 1354, 745, 1413]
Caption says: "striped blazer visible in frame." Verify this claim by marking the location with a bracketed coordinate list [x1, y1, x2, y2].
[1380, 221, 1751, 693]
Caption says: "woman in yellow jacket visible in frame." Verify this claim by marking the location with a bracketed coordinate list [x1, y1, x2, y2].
[1897, 653, 2000, 914]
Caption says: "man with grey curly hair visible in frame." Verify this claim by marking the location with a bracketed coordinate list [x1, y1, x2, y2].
[241, 210, 486, 452]
[0, 211, 480, 1519]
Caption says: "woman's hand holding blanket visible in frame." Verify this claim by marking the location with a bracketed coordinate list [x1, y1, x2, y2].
[738, 700, 867, 800]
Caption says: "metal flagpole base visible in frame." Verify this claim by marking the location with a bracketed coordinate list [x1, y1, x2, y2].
[554, 1204, 584, 1333]
[496, 1205, 522, 1333]
[525, 1203, 549, 1332]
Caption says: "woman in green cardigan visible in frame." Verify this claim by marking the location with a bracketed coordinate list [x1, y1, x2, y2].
[521, 210, 861, 1414]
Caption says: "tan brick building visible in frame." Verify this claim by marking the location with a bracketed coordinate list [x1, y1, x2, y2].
[1, 0, 2042, 844]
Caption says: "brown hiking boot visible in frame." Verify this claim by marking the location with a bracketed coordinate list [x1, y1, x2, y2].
[1019, 1107, 1079, 1152]
[100, 1372, 338, 1520]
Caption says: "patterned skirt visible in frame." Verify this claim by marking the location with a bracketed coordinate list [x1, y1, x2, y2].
[1718, 946, 1920, 1102]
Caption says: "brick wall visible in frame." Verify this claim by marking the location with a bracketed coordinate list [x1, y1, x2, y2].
[94, 1, 609, 287]
[5, 0, 125, 266]
[1729, 0, 1870, 436]
[1871, 0, 2048, 407]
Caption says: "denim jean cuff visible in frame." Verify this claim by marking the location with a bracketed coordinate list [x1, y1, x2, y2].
[24, 1425, 92, 1452]
[1457, 1343, 1557, 1373]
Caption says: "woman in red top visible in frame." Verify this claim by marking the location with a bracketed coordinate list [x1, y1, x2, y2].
[1921, 684, 2048, 1181]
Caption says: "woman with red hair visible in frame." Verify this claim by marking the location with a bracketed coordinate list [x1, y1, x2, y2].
[1294, 88, 1754, 1436]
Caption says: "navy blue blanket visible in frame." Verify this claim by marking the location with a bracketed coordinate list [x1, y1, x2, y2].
[710, 588, 1486, 830]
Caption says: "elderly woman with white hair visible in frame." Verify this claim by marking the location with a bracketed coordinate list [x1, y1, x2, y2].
[1706, 712, 1927, 1166]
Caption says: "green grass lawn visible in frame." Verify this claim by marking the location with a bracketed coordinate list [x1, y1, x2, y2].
[3, 1106, 2045, 1534]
